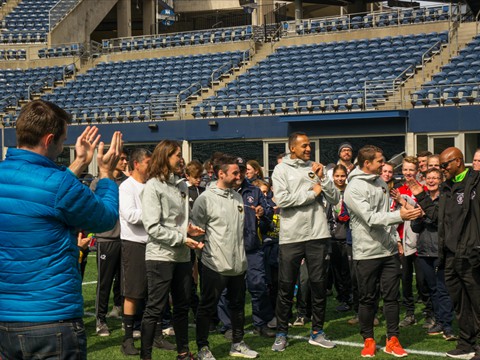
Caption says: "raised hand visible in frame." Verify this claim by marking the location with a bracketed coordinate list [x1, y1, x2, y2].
[68, 126, 101, 176]
[97, 131, 123, 179]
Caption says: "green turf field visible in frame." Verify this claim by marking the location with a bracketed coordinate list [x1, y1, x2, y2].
[82, 254, 451, 359]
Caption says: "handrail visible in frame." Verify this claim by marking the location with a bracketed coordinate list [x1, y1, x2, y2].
[210, 61, 234, 85]
[421, 40, 442, 82]
[27, 75, 55, 100]
[49, 0, 81, 32]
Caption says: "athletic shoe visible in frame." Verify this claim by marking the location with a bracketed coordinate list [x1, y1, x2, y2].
[133, 330, 141, 339]
[384, 336, 408, 357]
[121, 338, 139, 356]
[399, 315, 416, 328]
[107, 305, 122, 319]
[153, 335, 176, 351]
[361, 338, 376, 358]
[253, 326, 276, 338]
[267, 317, 277, 329]
[96, 321, 110, 337]
[427, 323, 443, 335]
[422, 316, 435, 329]
[198, 346, 216, 360]
[293, 316, 305, 326]
[229, 341, 258, 358]
[308, 330, 336, 349]
[348, 314, 359, 325]
[177, 352, 195, 360]
[271, 334, 288, 352]
[445, 348, 475, 359]
[223, 329, 233, 341]
[162, 326, 175, 336]
[443, 329, 458, 341]
[336, 302, 351, 312]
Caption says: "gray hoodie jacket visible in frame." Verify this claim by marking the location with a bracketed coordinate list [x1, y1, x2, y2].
[142, 174, 190, 262]
[344, 167, 402, 260]
[272, 154, 340, 245]
[191, 182, 247, 276]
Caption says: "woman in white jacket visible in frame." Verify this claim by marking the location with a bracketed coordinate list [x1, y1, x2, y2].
[140, 140, 204, 360]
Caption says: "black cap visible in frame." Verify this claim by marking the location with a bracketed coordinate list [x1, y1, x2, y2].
[236, 157, 247, 169]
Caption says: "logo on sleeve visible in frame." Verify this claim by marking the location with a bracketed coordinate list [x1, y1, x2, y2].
[308, 172, 315, 179]
[247, 196, 254, 204]
[238, 205, 243, 213]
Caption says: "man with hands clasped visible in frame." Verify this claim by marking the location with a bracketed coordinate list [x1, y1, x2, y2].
[271, 132, 340, 352]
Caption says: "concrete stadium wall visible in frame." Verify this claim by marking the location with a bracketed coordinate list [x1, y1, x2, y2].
[50, 0, 118, 45]
[174, 0, 241, 13]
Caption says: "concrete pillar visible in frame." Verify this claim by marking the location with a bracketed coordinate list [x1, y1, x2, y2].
[117, 0, 132, 38]
[257, 0, 273, 25]
[295, 0, 303, 27]
[143, 0, 156, 35]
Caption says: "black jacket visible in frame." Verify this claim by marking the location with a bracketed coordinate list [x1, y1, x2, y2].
[416, 169, 480, 263]
[411, 196, 439, 257]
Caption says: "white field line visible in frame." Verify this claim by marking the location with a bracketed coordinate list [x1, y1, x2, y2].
[82, 281, 97, 285]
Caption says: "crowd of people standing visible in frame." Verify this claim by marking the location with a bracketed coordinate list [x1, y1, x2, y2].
[1, 100, 480, 360]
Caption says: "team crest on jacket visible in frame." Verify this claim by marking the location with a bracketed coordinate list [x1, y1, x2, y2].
[382, 187, 387, 194]
[247, 196, 254, 204]
[308, 171, 315, 179]
[457, 192, 464, 205]
[238, 205, 243, 212]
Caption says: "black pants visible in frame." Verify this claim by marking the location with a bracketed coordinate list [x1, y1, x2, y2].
[330, 239, 352, 303]
[140, 261, 191, 358]
[347, 245, 359, 314]
[401, 253, 431, 317]
[444, 252, 480, 353]
[296, 260, 312, 318]
[196, 265, 246, 348]
[276, 239, 330, 334]
[355, 255, 401, 340]
[95, 239, 122, 323]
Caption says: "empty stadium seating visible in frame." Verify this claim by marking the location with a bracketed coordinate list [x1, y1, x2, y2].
[193, 31, 448, 118]
[40, 50, 246, 123]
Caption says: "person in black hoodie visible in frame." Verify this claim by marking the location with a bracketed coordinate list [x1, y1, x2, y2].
[408, 147, 480, 360]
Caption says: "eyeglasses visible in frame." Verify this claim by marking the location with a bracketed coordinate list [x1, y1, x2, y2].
[439, 158, 458, 170]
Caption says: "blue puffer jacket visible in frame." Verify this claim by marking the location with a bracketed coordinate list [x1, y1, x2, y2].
[237, 179, 273, 253]
[0, 148, 119, 322]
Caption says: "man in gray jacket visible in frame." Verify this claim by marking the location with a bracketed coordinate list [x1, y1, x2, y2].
[192, 154, 258, 360]
[344, 145, 422, 358]
[271, 132, 340, 352]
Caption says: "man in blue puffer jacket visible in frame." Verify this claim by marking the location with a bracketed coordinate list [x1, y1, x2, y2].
[0, 100, 123, 360]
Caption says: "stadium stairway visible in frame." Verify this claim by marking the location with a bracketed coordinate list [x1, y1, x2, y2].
[0, 0, 21, 21]
[382, 21, 478, 110]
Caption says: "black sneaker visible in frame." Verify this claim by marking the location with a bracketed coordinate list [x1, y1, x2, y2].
[443, 329, 458, 341]
[153, 335, 176, 351]
[336, 302, 351, 312]
[427, 323, 443, 335]
[253, 326, 276, 338]
[121, 338, 139, 356]
[399, 315, 416, 327]
[96, 321, 110, 337]
[177, 352, 195, 360]
[445, 348, 475, 359]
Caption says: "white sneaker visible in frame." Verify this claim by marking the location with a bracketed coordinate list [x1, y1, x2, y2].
[162, 326, 175, 336]
[230, 341, 258, 358]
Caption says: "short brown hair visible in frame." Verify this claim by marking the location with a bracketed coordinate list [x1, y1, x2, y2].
[416, 150, 432, 158]
[402, 156, 418, 169]
[288, 132, 307, 150]
[357, 145, 383, 169]
[185, 160, 203, 178]
[213, 154, 238, 177]
[16, 100, 71, 148]
[146, 140, 181, 181]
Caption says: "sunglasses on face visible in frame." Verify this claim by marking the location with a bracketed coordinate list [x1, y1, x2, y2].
[440, 158, 457, 170]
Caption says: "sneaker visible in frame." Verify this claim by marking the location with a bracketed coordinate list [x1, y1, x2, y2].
[399, 315, 416, 328]
[153, 335, 176, 351]
[96, 321, 110, 337]
[361, 338, 376, 358]
[121, 338, 139, 356]
[177, 352, 195, 360]
[133, 330, 141, 339]
[384, 336, 408, 358]
[229, 341, 258, 358]
[427, 323, 443, 336]
[198, 346, 216, 360]
[348, 315, 359, 325]
[422, 316, 435, 329]
[293, 316, 305, 326]
[336, 302, 351, 312]
[253, 326, 275, 338]
[308, 330, 336, 349]
[443, 329, 458, 341]
[271, 334, 288, 352]
[162, 326, 175, 337]
[267, 317, 277, 329]
[445, 349, 475, 359]
[223, 329, 233, 341]
[107, 305, 122, 319]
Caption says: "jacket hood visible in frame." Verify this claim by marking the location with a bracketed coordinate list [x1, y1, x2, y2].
[208, 181, 237, 198]
[348, 167, 380, 183]
[282, 154, 311, 168]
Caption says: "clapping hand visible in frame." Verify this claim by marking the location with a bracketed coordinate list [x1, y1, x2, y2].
[97, 131, 123, 179]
